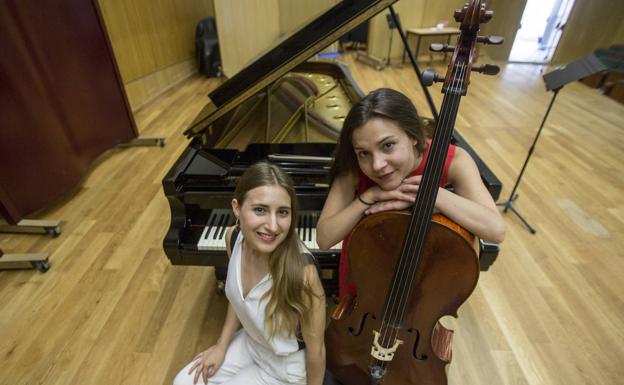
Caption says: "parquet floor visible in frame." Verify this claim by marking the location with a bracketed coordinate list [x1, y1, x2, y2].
[1, 51, 622, 385]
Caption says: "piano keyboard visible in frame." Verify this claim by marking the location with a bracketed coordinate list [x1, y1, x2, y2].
[197, 209, 342, 251]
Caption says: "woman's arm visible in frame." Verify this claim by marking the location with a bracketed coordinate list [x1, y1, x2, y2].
[316, 172, 417, 250]
[188, 302, 240, 383]
[216, 302, 241, 349]
[301, 265, 326, 385]
[363, 148, 505, 243]
[435, 147, 505, 243]
[316, 172, 364, 250]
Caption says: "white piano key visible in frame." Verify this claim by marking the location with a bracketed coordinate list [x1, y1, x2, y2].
[210, 228, 227, 248]
[197, 226, 210, 250]
[309, 228, 318, 250]
[208, 214, 226, 248]
[199, 226, 217, 250]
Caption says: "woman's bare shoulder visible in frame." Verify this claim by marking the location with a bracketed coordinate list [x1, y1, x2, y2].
[334, 169, 358, 189]
[303, 264, 323, 292]
[448, 146, 480, 181]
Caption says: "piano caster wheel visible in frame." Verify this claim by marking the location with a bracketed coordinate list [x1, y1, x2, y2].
[45, 226, 61, 238]
[216, 280, 225, 294]
[31, 260, 50, 273]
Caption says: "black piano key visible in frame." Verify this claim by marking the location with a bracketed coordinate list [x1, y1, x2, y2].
[218, 212, 233, 239]
[213, 213, 226, 240]
[206, 211, 218, 237]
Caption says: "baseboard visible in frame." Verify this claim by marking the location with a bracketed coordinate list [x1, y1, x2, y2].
[125, 59, 197, 112]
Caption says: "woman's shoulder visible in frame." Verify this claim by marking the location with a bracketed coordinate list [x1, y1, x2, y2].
[449, 146, 475, 168]
[303, 264, 323, 293]
[447, 146, 481, 184]
[335, 169, 358, 187]
[329, 169, 359, 196]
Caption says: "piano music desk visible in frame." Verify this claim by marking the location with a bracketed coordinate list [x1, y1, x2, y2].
[401, 27, 461, 64]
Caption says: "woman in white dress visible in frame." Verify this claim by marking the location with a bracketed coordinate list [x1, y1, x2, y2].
[173, 162, 326, 385]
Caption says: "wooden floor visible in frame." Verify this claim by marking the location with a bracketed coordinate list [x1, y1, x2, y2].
[1, 51, 623, 385]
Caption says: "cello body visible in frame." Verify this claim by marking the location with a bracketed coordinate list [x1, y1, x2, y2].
[325, 211, 479, 385]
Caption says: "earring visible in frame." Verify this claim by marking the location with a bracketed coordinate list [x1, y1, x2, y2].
[235, 217, 240, 229]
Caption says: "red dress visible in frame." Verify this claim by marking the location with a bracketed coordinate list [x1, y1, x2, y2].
[338, 140, 456, 297]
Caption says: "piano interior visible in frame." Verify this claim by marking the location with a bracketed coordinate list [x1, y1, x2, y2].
[195, 64, 359, 151]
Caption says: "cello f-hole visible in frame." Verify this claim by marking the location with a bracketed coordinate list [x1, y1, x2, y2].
[348, 312, 376, 336]
[407, 327, 428, 360]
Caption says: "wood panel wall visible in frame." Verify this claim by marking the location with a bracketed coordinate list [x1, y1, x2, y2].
[367, 0, 425, 62]
[368, 0, 481, 64]
[551, 0, 624, 65]
[367, 0, 624, 66]
[97, 0, 214, 111]
[214, 0, 339, 78]
[479, 0, 526, 62]
[278, 0, 338, 38]
[613, 18, 624, 46]
[214, 0, 280, 78]
[97, 0, 624, 111]
[478, 0, 624, 65]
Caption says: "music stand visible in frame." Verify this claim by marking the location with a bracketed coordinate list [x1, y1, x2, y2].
[497, 54, 607, 233]
[385, 13, 401, 66]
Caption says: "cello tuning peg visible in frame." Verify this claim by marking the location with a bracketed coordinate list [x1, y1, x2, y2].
[430, 43, 455, 53]
[477, 35, 504, 45]
[472, 64, 500, 75]
[453, 11, 462, 22]
[480, 10, 494, 23]
[422, 69, 445, 86]
[454, 7, 466, 22]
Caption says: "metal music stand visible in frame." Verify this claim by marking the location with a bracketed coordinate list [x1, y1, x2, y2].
[497, 54, 607, 233]
[385, 12, 401, 66]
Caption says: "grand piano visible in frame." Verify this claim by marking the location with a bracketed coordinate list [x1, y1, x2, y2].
[162, 0, 502, 298]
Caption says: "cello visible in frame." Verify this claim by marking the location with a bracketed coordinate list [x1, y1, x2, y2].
[325, 1, 502, 384]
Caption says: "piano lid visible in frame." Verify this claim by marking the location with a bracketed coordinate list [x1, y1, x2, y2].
[184, 0, 397, 138]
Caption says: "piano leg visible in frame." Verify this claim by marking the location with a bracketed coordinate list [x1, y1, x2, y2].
[215, 266, 228, 294]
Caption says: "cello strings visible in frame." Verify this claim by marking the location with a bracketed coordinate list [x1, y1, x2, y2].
[381, 61, 466, 360]
[379, 59, 468, 354]
[392, 61, 467, 329]
[387, 61, 464, 327]
[376, 61, 463, 354]
[375, 72, 461, 351]
[388, 61, 467, 340]
[371, 61, 465, 373]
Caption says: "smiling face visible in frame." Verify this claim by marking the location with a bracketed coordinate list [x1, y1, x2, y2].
[352, 117, 421, 190]
[232, 184, 292, 258]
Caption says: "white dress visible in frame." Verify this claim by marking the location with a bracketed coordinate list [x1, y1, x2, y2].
[173, 231, 307, 385]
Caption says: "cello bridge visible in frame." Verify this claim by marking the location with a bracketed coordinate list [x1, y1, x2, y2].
[370, 330, 403, 361]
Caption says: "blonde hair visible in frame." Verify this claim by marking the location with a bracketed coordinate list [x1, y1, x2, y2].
[233, 161, 317, 337]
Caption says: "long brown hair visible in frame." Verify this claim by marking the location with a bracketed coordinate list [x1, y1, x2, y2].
[329, 88, 426, 183]
[233, 161, 316, 337]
